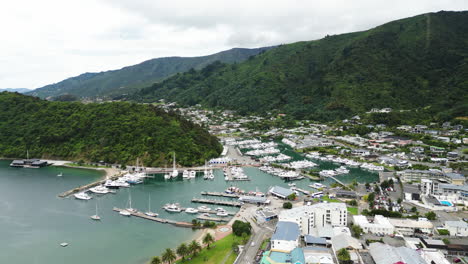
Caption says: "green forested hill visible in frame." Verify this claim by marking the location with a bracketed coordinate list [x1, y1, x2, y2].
[0, 92, 221, 166]
[27, 47, 272, 99]
[131, 11, 468, 121]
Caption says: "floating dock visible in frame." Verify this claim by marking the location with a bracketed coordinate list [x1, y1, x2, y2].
[292, 187, 310, 195]
[191, 198, 242, 207]
[112, 207, 196, 228]
[201, 191, 240, 198]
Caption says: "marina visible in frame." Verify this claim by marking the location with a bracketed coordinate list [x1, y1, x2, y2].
[201, 191, 240, 198]
[191, 198, 243, 207]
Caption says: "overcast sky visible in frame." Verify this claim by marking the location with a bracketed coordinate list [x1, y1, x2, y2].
[1, 0, 467, 89]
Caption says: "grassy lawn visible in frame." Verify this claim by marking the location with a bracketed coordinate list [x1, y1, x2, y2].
[175, 234, 244, 264]
[322, 195, 341, 203]
[260, 238, 270, 250]
[347, 207, 358, 215]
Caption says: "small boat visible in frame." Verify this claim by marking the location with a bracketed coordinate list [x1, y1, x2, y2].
[164, 203, 181, 212]
[60, 242, 68, 247]
[189, 170, 196, 179]
[216, 211, 228, 217]
[201, 213, 210, 217]
[119, 210, 131, 216]
[126, 190, 137, 213]
[89, 186, 109, 194]
[57, 172, 63, 177]
[288, 183, 296, 187]
[145, 194, 158, 217]
[74, 192, 92, 200]
[185, 208, 199, 214]
[215, 207, 225, 211]
[90, 202, 101, 221]
[104, 180, 120, 189]
[182, 170, 189, 179]
[197, 205, 211, 211]
[171, 153, 178, 178]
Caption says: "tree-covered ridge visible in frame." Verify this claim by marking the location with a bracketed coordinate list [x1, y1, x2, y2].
[131, 11, 468, 121]
[28, 47, 273, 99]
[0, 92, 222, 166]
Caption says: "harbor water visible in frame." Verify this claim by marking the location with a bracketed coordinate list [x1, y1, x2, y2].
[0, 152, 378, 264]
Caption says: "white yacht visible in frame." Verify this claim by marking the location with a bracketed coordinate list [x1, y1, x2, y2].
[164, 173, 171, 180]
[189, 170, 196, 179]
[335, 166, 350, 174]
[288, 183, 296, 187]
[309, 182, 325, 189]
[171, 152, 178, 178]
[119, 210, 131, 216]
[182, 170, 189, 179]
[74, 192, 92, 200]
[90, 203, 101, 221]
[197, 205, 211, 211]
[185, 208, 199, 214]
[126, 191, 137, 213]
[145, 194, 158, 217]
[89, 186, 109, 194]
[164, 203, 181, 212]
[57, 172, 63, 177]
[216, 211, 228, 217]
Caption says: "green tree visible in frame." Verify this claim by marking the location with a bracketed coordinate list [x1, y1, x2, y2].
[347, 200, 358, 206]
[425, 211, 437, 220]
[232, 241, 240, 253]
[337, 248, 351, 263]
[162, 248, 176, 264]
[188, 240, 202, 256]
[411, 206, 418, 213]
[232, 220, 252, 236]
[283, 202, 293, 209]
[442, 238, 450, 245]
[397, 198, 402, 204]
[365, 183, 370, 189]
[351, 224, 363, 238]
[287, 193, 297, 201]
[202, 233, 215, 249]
[241, 232, 249, 244]
[151, 256, 162, 264]
[176, 243, 188, 260]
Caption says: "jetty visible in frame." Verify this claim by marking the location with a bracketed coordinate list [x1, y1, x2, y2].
[191, 198, 242, 207]
[112, 207, 196, 228]
[327, 175, 347, 186]
[197, 215, 228, 222]
[201, 191, 240, 198]
[292, 187, 310, 195]
[58, 173, 124, 198]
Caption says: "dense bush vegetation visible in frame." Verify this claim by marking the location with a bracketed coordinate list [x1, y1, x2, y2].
[131, 11, 468, 122]
[232, 220, 252, 236]
[0, 92, 221, 166]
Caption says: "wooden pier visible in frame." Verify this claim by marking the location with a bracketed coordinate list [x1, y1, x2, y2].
[327, 175, 346, 186]
[197, 215, 228, 222]
[112, 207, 196, 228]
[201, 191, 240, 198]
[191, 198, 242, 207]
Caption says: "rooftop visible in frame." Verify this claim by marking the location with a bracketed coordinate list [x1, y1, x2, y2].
[369, 243, 426, 264]
[445, 220, 468, 228]
[265, 248, 306, 264]
[270, 186, 294, 198]
[272, 221, 301, 242]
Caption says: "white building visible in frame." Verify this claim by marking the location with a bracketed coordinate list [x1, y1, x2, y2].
[279, 203, 348, 236]
[353, 215, 395, 235]
[388, 218, 433, 235]
[271, 221, 301, 252]
[444, 221, 468, 237]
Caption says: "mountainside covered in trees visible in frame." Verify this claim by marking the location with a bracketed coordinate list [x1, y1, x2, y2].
[28, 47, 272, 99]
[131, 11, 468, 121]
[0, 88, 30, 93]
[0, 92, 221, 166]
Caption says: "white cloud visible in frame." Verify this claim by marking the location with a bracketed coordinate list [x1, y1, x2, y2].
[0, 0, 467, 88]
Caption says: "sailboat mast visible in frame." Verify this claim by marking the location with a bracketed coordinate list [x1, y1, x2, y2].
[173, 152, 176, 170]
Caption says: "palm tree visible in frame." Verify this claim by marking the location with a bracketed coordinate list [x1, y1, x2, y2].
[188, 240, 202, 256]
[176, 243, 189, 261]
[202, 233, 215, 249]
[151, 256, 162, 264]
[162, 248, 176, 264]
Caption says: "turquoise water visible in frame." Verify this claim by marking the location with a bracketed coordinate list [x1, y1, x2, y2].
[439, 200, 453, 206]
[0, 150, 378, 264]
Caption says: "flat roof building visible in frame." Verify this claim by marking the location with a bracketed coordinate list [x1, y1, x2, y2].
[353, 215, 395, 235]
[269, 186, 294, 199]
[369, 243, 426, 264]
[271, 221, 301, 252]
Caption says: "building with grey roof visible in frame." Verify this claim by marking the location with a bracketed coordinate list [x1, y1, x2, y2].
[369, 243, 426, 264]
[271, 221, 301, 252]
[304, 235, 328, 247]
[444, 220, 468, 237]
[269, 186, 294, 199]
[238, 196, 270, 204]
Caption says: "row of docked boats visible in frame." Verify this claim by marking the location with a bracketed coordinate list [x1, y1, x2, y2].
[258, 165, 303, 180]
[162, 204, 229, 217]
[318, 165, 350, 177]
[305, 153, 384, 171]
[283, 160, 317, 169]
[260, 153, 292, 162]
[224, 166, 248, 180]
[245, 147, 280, 156]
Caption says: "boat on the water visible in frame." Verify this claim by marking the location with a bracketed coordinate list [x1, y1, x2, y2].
[57, 172, 63, 177]
[90, 202, 101, 221]
[185, 208, 199, 214]
[216, 211, 228, 217]
[74, 192, 92, 200]
[145, 194, 158, 217]
[182, 170, 189, 179]
[164, 203, 181, 212]
[60, 242, 68, 247]
[89, 186, 109, 194]
[197, 205, 211, 211]
[189, 170, 196, 179]
[119, 210, 131, 216]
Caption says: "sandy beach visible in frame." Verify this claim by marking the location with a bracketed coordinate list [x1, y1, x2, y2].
[44, 159, 121, 179]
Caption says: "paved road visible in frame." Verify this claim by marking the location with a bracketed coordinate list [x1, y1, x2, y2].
[236, 227, 272, 264]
